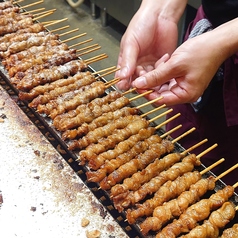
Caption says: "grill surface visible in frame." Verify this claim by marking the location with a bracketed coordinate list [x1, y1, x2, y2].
[0, 0, 238, 237]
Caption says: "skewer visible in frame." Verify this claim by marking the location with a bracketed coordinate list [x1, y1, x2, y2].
[160, 124, 182, 139]
[61, 33, 87, 43]
[149, 108, 173, 123]
[105, 78, 120, 88]
[33, 10, 56, 21]
[21, 8, 46, 14]
[50, 25, 70, 33]
[233, 182, 238, 188]
[141, 103, 166, 116]
[43, 18, 68, 27]
[200, 158, 225, 175]
[84, 53, 108, 64]
[215, 163, 238, 181]
[13, 0, 24, 3]
[95, 67, 120, 80]
[68, 38, 93, 48]
[32, 9, 56, 17]
[121, 88, 137, 95]
[155, 113, 181, 129]
[92, 66, 117, 76]
[58, 28, 79, 37]
[140, 105, 167, 118]
[172, 127, 196, 144]
[76, 43, 99, 52]
[196, 143, 218, 159]
[77, 46, 101, 56]
[137, 97, 164, 109]
[19, 0, 44, 9]
[129, 90, 154, 102]
[181, 139, 208, 155]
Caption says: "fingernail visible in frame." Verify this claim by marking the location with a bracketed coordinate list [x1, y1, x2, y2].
[134, 76, 146, 88]
[120, 66, 128, 78]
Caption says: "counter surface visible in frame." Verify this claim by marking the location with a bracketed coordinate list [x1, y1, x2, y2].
[0, 85, 128, 238]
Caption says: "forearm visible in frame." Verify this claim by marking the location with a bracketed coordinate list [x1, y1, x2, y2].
[212, 17, 238, 59]
[140, 0, 188, 24]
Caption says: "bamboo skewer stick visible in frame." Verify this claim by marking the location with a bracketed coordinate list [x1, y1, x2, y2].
[76, 43, 99, 52]
[93, 66, 117, 76]
[233, 182, 238, 188]
[140, 105, 167, 118]
[61, 33, 87, 43]
[21, 8, 46, 14]
[19, 0, 44, 9]
[149, 108, 173, 123]
[59, 28, 79, 37]
[172, 127, 196, 144]
[141, 103, 166, 117]
[50, 25, 70, 33]
[33, 10, 56, 21]
[32, 9, 56, 17]
[13, 0, 24, 4]
[95, 67, 120, 80]
[196, 143, 218, 159]
[129, 90, 154, 102]
[215, 163, 238, 181]
[77, 46, 101, 56]
[201, 158, 225, 175]
[121, 88, 137, 95]
[104, 76, 119, 85]
[105, 78, 120, 88]
[84, 53, 108, 64]
[160, 125, 182, 139]
[43, 18, 68, 27]
[181, 139, 208, 156]
[69, 38, 93, 48]
[155, 113, 181, 129]
[137, 97, 164, 109]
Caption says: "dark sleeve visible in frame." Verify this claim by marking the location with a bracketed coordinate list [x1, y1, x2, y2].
[202, 0, 238, 27]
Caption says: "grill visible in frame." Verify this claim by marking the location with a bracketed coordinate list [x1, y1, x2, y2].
[0, 1, 238, 237]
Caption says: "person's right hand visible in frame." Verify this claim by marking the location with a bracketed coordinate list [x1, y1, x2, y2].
[115, 0, 186, 91]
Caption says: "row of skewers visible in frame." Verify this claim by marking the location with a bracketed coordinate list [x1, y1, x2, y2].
[0, 1, 238, 237]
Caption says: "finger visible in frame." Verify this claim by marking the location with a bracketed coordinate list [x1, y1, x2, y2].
[116, 40, 140, 80]
[132, 57, 174, 89]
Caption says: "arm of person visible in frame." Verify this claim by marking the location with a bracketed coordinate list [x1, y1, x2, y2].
[132, 17, 238, 106]
[115, 0, 188, 90]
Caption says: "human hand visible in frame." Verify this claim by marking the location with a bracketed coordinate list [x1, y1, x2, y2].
[132, 31, 226, 106]
[115, 1, 181, 91]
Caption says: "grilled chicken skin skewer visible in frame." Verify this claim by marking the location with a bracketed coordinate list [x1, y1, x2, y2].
[156, 185, 234, 238]
[118, 153, 201, 209]
[8, 48, 77, 77]
[19, 71, 92, 101]
[79, 117, 151, 166]
[53, 91, 123, 129]
[3, 39, 62, 68]
[16, 59, 87, 91]
[28, 70, 95, 108]
[221, 224, 238, 238]
[180, 202, 236, 238]
[111, 151, 183, 198]
[86, 128, 160, 182]
[0, 23, 45, 45]
[126, 171, 208, 224]
[62, 106, 139, 140]
[0, 17, 35, 38]
[139, 176, 216, 234]
[100, 139, 174, 190]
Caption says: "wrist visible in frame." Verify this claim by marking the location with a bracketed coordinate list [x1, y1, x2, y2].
[140, 0, 187, 24]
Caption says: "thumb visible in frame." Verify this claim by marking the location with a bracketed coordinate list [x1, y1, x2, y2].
[116, 43, 139, 80]
[132, 54, 172, 89]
